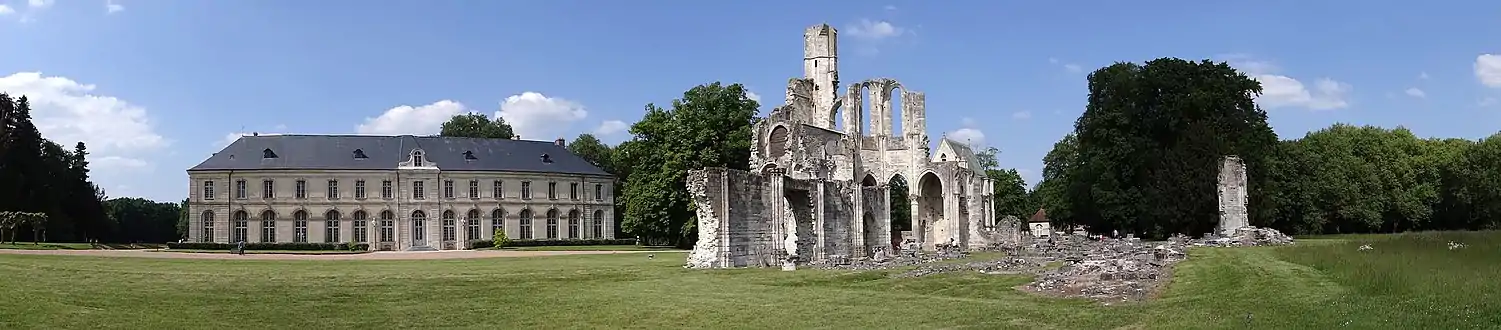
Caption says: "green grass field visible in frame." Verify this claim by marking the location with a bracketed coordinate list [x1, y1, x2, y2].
[504, 244, 684, 252]
[156, 249, 369, 255]
[0, 231, 1496, 329]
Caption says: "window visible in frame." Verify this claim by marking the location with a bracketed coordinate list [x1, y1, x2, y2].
[327, 180, 340, 199]
[570, 183, 579, 200]
[263, 148, 278, 158]
[325, 210, 341, 243]
[200, 211, 215, 242]
[443, 180, 454, 199]
[381, 180, 393, 199]
[413, 181, 425, 199]
[353, 149, 368, 159]
[262, 180, 275, 199]
[594, 184, 603, 202]
[260, 211, 277, 242]
[593, 210, 605, 239]
[235, 180, 247, 199]
[293, 210, 309, 243]
[468, 180, 479, 199]
[378, 211, 395, 242]
[294, 180, 307, 199]
[521, 181, 532, 199]
[490, 209, 505, 238]
[492, 180, 504, 199]
[352, 210, 368, 243]
[355, 180, 367, 199]
[203, 181, 216, 201]
[567, 210, 580, 239]
[412, 210, 428, 244]
[466, 210, 481, 241]
[412, 151, 425, 166]
[546, 209, 559, 239]
[463, 151, 477, 160]
[518, 210, 533, 240]
[547, 182, 558, 200]
[441, 210, 456, 242]
[232, 211, 249, 243]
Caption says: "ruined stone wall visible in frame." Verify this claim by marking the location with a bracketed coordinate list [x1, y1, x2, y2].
[820, 181, 856, 257]
[685, 168, 779, 269]
[860, 186, 890, 254]
[1216, 156, 1250, 236]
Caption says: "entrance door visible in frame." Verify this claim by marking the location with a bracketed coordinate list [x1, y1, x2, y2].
[412, 219, 427, 247]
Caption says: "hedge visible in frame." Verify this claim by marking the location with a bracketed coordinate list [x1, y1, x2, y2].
[467, 238, 637, 249]
[166, 242, 370, 251]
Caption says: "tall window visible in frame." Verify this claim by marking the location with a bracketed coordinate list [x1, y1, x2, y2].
[545, 209, 559, 239]
[443, 180, 454, 199]
[518, 210, 533, 240]
[294, 180, 307, 199]
[354, 180, 367, 199]
[490, 209, 505, 238]
[466, 210, 481, 241]
[570, 183, 579, 200]
[593, 210, 604, 239]
[567, 210, 580, 239]
[441, 210, 456, 241]
[262, 180, 275, 199]
[293, 210, 309, 243]
[413, 181, 425, 199]
[260, 210, 277, 242]
[594, 184, 603, 202]
[235, 179, 247, 199]
[547, 182, 558, 200]
[327, 180, 340, 199]
[381, 180, 393, 199]
[492, 180, 503, 199]
[468, 180, 479, 199]
[200, 211, 215, 242]
[202, 181, 216, 201]
[233, 211, 249, 243]
[521, 181, 532, 199]
[352, 210, 369, 243]
[378, 211, 395, 242]
[325, 210, 342, 243]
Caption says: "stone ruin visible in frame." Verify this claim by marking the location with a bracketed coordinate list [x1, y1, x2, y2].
[1216, 155, 1250, 236]
[684, 24, 1025, 269]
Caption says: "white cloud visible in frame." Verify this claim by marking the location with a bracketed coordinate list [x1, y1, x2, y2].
[1419, 71, 1430, 80]
[355, 100, 468, 136]
[1224, 56, 1350, 111]
[745, 91, 761, 103]
[0, 5, 14, 15]
[1049, 58, 1083, 73]
[946, 117, 985, 146]
[1474, 54, 1501, 88]
[93, 156, 149, 172]
[216, 131, 286, 148]
[1404, 87, 1426, 98]
[494, 92, 588, 140]
[594, 120, 629, 136]
[884, 5, 897, 11]
[106, 0, 124, 14]
[1012, 111, 1032, 120]
[846, 19, 904, 40]
[0, 72, 169, 170]
[28, 0, 53, 8]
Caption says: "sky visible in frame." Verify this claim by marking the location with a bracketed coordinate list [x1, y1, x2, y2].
[3, 0, 1501, 203]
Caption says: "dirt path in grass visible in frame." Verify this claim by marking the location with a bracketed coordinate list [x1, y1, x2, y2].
[0, 248, 663, 260]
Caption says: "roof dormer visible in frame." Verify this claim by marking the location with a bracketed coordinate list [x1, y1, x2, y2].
[540, 153, 553, 164]
[353, 149, 368, 159]
[262, 148, 278, 159]
[463, 150, 477, 161]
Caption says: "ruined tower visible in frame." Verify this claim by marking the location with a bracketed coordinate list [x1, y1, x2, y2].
[1216, 155, 1250, 236]
[803, 24, 840, 130]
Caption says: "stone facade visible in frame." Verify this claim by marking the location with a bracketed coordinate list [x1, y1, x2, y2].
[685, 24, 1021, 269]
[185, 138, 616, 251]
[1215, 155, 1250, 236]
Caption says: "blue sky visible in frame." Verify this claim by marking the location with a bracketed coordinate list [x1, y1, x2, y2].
[3, 0, 1501, 202]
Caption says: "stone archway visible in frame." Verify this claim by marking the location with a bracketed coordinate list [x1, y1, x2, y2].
[917, 172, 944, 248]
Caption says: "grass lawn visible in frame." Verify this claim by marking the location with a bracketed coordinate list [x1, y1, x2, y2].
[0, 231, 1496, 329]
[504, 244, 685, 252]
[157, 249, 369, 255]
[0, 242, 94, 250]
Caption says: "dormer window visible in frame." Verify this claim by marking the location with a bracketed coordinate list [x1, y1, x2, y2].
[262, 148, 278, 159]
[940, 153, 948, 162]
[353, 149, 368, 159]
[540, 153, 553, 164]
[410, 149, 425, 167]
[463, 151, 477, 161]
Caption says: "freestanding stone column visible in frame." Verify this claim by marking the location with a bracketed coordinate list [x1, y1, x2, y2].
[1216, 155, 1250, 236]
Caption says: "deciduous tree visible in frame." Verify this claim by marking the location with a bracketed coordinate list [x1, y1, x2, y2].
[439, 113, 516, 139]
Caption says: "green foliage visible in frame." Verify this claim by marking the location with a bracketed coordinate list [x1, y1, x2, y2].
[0, 93, 112, 243]
[165, 242, 369, 251]
[974, 146, 1035, 220]
[617, 82, 757, 247]
[567, 134, 614, 172]
[438, 113, 516, 139]
[889, 175, 911, 231]
[1035, 133, 1078, 228]
[103, 197, 182, 243]
[491, 228, 510, 248]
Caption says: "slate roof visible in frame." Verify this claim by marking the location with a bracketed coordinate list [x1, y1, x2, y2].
[940, 137, 982, 166]
[189, 134, 612, 177]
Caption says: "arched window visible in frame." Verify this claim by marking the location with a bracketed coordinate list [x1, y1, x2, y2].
[593, 210, 605, 239]
[567, 210, 580, 239]
[232, 211, 249, 243]
[519, 209, 533, 240]
[466, 209, 481, 242]
[441, 210, 457, 242]
[545, 209, 560, 239]
[293, 210, 309, 243]
[490, 209, 506, 238]
[260, 210, 277, 243]
[412, 210, 428, 243]
[378, 210, 395, 243]
[324, 210, 342, 243]
[352, 210, 368, 243]
[200, 211, 215, 243]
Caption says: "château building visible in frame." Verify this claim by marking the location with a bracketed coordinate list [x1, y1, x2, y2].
[185, 134, 616, 251]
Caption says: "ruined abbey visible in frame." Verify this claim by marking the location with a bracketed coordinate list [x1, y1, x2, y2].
[685, 24, 1023, 269]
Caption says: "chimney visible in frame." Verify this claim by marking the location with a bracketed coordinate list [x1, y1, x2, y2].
[252, 132, 259, 136]
[555, 138, 566, 146]
[512, 135, 521, 140]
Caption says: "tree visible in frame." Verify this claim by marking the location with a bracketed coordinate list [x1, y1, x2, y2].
[567, 134, 614, 173]
[974, 146, 1033, 220]
[889, 176, 911, 232]
[1035, 133, 1079, 229]
[617, 82, 757, 247]
[439, 113, 516, 139]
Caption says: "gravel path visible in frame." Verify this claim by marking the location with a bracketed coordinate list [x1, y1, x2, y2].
[0, 249, 661, 260]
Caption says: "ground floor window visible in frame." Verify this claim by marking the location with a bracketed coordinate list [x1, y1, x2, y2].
[593, 210, 604, 239]
[200, 211, 215, 242]
[519, 210, 533, 240]
[442, 218, 456, 241]
[261, 220, 276, 242]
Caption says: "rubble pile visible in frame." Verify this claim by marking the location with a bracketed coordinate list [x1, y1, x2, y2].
[1199, 226, 1296, 247]
[808, 247, 970, 270]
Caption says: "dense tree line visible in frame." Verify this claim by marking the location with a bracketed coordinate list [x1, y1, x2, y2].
[1031, 58, 1501, 239]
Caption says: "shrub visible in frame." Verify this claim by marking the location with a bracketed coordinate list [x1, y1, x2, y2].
[166, 242, 369, 251]
[493, 228, 511, 248]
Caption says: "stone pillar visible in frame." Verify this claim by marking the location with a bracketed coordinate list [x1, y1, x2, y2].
[458, 218, 468, 249]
